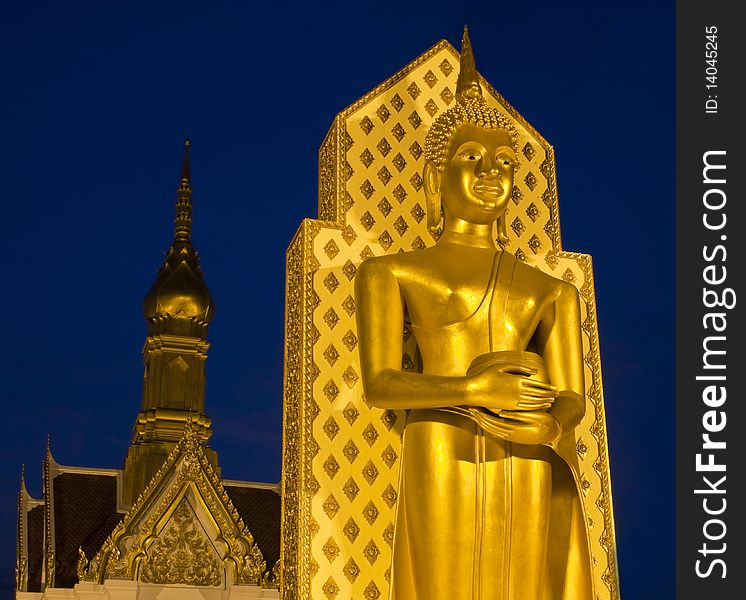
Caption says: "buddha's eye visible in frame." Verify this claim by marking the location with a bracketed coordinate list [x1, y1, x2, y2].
[462, 153, 479, 161]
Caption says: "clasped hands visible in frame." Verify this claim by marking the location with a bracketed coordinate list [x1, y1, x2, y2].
[466, 354, 561, 445]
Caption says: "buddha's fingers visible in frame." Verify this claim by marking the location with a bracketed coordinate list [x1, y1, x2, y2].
[517, 399, 553, 409]
[519, 386, 557, 399]
[521, 379, 557, 392]
[518, 393, 554, 401]
[516, 404, 552, 411]
[497, 363, 537, 376]
[486, 423, 511, 437]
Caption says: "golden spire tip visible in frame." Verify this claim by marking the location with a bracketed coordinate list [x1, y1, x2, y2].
[456, 24, 483, 102]
[174, 138, 193, 243]
[181, 138, 191, 182]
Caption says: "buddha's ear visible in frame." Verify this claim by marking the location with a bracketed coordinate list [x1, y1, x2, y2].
[496, 215, 509, 247]
[423, 160, 442, 232]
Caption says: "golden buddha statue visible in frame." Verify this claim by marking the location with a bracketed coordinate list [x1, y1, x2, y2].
[355, 29, 593, 600]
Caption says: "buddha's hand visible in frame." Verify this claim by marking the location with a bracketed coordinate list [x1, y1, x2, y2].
[489, 410, 562, 445]
[467, 361, 557, 412]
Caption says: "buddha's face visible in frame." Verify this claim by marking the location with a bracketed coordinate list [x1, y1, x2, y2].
[438, 123, 517, 224]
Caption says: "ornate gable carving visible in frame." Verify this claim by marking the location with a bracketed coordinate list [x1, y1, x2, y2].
[78, 424, 272, 587]
[140, 500, 221, 586]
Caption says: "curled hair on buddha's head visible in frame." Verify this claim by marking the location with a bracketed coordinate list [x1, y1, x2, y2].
[425, 26, 521, 170]
[424, 99, 520, 170]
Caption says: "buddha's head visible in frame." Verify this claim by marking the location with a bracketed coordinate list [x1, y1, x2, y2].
[423, 28, 520, 242]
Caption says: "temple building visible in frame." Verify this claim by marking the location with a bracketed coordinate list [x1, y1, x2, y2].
[15, 141, 282, 600]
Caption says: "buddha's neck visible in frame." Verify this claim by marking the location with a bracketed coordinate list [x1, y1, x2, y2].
[439, 216, 497, 250]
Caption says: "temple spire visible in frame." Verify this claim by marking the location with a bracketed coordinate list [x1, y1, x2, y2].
[455, 25, 484, 102]
[126, 138, 215, 506]
[181, 138, 190, 181]
[174, 138, 192, 243]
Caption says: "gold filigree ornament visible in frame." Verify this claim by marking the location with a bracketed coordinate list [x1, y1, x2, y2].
[262, 559, 281, 589]
[77, 422, 270, 587]
[140, 500, 221, 586]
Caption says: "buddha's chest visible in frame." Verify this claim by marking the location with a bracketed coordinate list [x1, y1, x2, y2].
[402, 263, 549, 337]
[401, 255, 555, 374]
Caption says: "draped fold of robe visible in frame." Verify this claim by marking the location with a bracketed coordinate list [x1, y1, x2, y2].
[390, 252, 594, 600]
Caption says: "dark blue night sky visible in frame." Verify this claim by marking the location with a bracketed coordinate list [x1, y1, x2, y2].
[0, 1, 674, 598]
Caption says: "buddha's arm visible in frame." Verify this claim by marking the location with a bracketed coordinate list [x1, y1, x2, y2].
[535, 281, 586, 433]
[355, 258, 475, 410]
[355, 259, 551, 411]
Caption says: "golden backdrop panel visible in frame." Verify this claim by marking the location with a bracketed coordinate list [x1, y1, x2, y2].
[282, 40, 619, 600]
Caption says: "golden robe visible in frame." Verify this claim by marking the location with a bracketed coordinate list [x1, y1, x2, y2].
[390, 252, 593, 600]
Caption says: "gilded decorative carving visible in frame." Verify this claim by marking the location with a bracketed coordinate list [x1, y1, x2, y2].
[77, 424, 268, 587]
[15, 556, 26, 594]
[263, 559, 281, 589]
[15, 475, 27, 592]
[281, 225, 310, 600]
[43, 445, 54, 589]
[138, 500, 221, 586]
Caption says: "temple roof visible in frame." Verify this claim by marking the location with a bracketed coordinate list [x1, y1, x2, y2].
[50, 470, 122, 588]
[76, 425, 279, 588]
[18, 436, 280, 592]
[224, 483, 281, 568]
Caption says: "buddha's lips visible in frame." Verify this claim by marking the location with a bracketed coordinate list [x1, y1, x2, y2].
[473, 183, 503, 196]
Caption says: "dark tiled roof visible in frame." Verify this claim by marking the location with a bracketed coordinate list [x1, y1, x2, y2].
[82, 511, 124, 562]
[224, 485, 281, 568]
[52, 473, 120, 588]
[27, 505, 44, 593]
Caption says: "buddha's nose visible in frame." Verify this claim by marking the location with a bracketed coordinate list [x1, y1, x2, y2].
[479, 155, 498, 178]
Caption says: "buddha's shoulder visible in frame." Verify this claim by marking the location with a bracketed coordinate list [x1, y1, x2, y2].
[356, 247, 441, 280]
[510, 256, 579, 300]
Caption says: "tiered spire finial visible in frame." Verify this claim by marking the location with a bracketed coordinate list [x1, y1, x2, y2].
[174, 139, 192, 243]
[181, 138, 190, 181]
[455, 25, 483, 102]
[142, 137, 212, 325]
